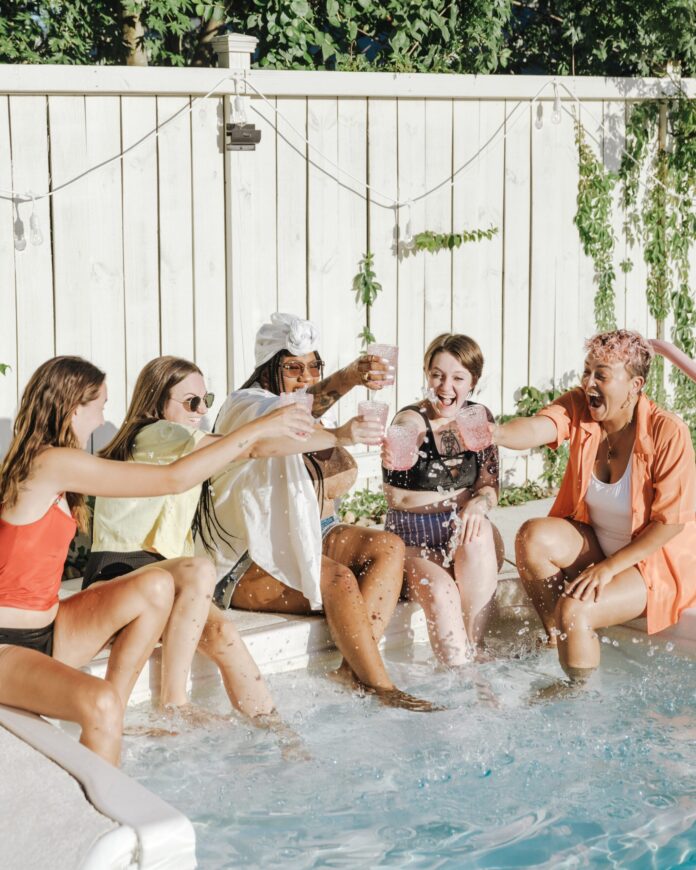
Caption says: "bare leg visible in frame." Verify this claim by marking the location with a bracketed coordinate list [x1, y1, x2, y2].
[555, 567, 647, 679]
[323, 525, 403, 642]
[232, 557, 437, 711]
[0, 646, 124, 765]
[148, 556, 217, 707]
[54, 567, 175, 707]
[197, 603, 274, 717]
[452, 518, 499, 646]
[404, 553, 471, 666]
[515, 518, 604, 643]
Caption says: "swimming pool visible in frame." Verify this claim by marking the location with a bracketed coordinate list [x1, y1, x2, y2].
[122, 622, 696, 869]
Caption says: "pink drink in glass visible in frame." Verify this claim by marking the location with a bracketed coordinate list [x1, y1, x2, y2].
[386, 424, 418, 470]
[367, 343, 398, 386]
[455, 405, 491, 451]
[358, 400, 389, 429]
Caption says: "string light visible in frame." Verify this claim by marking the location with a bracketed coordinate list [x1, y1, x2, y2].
[551, 83, 562, 125]
[29, 194, 43, 246]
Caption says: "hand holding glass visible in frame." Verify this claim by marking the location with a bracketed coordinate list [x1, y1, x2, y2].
[367, 343, 398, 387]
[455, 405, 492, 451]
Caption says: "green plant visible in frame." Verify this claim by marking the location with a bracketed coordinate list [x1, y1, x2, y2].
[412, 227, 498, 252]
[352, 251, 382, 349]
[573, 120, 617, 330]
[498, 385, 569, 491]
[0, 364, 8, 376]
[498, 481, 550, 507]
[339, 487, 387, 525]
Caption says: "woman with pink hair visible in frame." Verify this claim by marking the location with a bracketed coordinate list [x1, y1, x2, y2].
[490, 330, 696, 680]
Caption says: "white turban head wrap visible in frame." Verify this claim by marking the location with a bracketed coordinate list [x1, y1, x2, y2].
[254, 312, 321, 367]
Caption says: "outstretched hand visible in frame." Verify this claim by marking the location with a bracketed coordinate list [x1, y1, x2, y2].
[260, 404, 315, 441]
[341, 414, 384, 446]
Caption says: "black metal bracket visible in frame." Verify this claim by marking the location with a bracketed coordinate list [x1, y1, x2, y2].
[225, 122, 262, 151]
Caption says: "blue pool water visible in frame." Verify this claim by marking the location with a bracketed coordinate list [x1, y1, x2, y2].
[123, 629, 696, 869]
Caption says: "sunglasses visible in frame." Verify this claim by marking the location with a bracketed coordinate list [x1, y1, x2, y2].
[278, 361, 325, 377]
[169, 392, 215, 413]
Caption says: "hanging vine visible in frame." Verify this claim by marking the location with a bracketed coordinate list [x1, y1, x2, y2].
[574, 83, 696, 440]
[573, 120, 618, 331]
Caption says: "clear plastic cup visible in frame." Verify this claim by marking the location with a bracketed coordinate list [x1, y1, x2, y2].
[358, 400, 390, 429]
[455, 404, 491, 451]
[385, 424, 419, 470]
[367, 343, 398, 386]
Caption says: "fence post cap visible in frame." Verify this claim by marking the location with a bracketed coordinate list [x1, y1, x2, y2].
[212, 33, 258, 69]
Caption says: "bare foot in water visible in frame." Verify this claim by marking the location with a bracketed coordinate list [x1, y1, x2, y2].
[372, 687, 446, 713]
[255, 712, 312, 762]
[161, 702, 229, 728]
[122, 723, 180, 738]
[326, 661, 362, 691]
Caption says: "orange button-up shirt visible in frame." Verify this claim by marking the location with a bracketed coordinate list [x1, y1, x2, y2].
[537, 388, 696, 634]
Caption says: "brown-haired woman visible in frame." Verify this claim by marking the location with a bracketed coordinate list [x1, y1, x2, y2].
[382, 333, 502, 666]
[83, 356, 293, 724]
[0, 356, 313, 764]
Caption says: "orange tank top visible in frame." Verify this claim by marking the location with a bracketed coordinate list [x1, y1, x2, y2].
[0, 503, 76, 611]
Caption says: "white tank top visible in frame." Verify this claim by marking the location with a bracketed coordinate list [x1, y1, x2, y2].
[584, 459, 633, 557]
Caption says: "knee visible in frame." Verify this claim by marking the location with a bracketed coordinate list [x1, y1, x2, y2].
[373, 530, 405, 563]
[138, 567, 175, 613]
[555, 595, 592, 635]
[515, 518, 556, 562]
[80, 681, 123, 732]
[176, 557, 217, 598]
[321, 563, 358, 599]
[409, 571, 454, 609]
[201, 614, 239, 649]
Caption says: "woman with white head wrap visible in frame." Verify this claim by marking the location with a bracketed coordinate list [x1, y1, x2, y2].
[196, 313, 435, 711]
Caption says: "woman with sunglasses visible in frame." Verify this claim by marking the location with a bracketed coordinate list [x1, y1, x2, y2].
[197, 313, 435, 712]
[83, 356, 313, 726]
[0, 355, 311, 764]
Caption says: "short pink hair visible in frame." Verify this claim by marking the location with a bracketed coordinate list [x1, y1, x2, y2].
[584, 329, 653, 380]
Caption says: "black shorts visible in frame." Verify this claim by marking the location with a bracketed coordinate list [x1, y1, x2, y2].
[82, 550, 165, 590]
[0, 622, 55, 657]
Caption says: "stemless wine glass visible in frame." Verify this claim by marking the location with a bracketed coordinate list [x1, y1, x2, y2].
[385, 424, 419, 470]
[455, 405, 492, 451]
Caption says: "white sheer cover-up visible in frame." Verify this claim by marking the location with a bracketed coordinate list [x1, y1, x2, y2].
[195, 387, 323, 610]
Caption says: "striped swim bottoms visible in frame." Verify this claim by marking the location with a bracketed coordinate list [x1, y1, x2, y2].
[384, 508, 457, 551]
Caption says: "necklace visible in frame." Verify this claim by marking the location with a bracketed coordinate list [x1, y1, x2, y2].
[602, 419, 633, 463]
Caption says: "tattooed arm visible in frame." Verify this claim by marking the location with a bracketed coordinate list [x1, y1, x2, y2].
[307, 354, 394, 417]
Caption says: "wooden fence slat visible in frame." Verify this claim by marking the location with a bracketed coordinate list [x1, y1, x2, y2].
[501, 100, 532, 485]
[0, 97, 18, 451]
[191, 95, 227, 418]
[423, 99, 453, 342]
[452, 100, 506, 414]
[157, 96, 194, 360]
[396, 98, 427, 410]
[10, 96, 55, 392]
[121, 96, 161, 397]
[276, 97, 308, 318]
[85, 96, 126, 443]
[229, 96, 278, 387]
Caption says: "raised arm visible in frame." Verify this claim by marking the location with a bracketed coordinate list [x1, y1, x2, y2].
[308, 354, 393, 417]
[492, 415, 558, 451]
[252, 415, 384, 457]
[38, 404, 314, 499]
[649, 339, 696, 383]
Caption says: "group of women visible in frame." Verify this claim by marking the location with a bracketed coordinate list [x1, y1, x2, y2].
[1, 311, 695, 766]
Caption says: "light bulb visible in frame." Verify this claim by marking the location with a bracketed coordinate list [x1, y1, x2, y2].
[233, 95, 247, 125]
[551, 86, 562, 124]
[29, 211, 43, 246]
[535, 104, 544, 130]
[13, 215, 26, 251]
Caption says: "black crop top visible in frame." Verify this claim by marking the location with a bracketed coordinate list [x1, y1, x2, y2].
[382, 402, 499, 492]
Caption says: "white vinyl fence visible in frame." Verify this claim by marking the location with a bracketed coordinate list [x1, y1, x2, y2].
[1, 54, 692, 483]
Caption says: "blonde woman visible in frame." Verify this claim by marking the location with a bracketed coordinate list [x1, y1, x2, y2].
[0, 356, 311, 764]
[84, 356, 312, 726]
